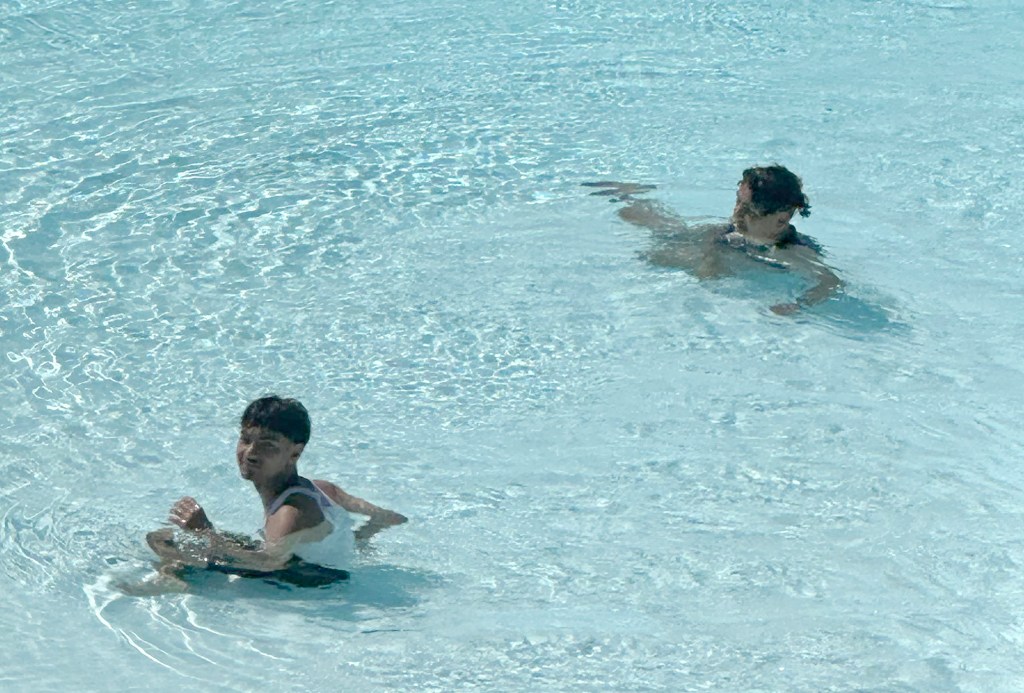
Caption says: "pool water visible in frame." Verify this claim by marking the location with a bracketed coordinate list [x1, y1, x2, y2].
[2, 0, 1024, 690]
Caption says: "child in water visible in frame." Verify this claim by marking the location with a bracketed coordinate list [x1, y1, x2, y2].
[139, 395, 406, 591]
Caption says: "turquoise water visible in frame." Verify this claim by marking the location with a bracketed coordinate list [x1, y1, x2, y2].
[2, 0, 1024, 690]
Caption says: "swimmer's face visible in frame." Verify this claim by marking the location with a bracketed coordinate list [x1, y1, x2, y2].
[733, 182, 796, 237]
[236, 426, 304, 482]
[758, 209, 795, 230]
[739, 208, 795, 240]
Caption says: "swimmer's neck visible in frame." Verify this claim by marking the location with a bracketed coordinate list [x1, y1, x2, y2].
[254, 471, 304, 510]
[730, 216, 790, 246]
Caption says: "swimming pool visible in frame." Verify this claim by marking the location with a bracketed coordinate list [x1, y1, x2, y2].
[2, 0, 1023, 690]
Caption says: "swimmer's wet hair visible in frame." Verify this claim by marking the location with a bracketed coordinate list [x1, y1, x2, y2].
[742, 164, 811, 218]
[241, 395, 311, 444]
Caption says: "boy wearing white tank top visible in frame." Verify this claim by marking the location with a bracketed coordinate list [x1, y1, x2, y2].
[142, 396, 406, 590]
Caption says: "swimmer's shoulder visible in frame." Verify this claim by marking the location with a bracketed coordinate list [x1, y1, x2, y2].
[780, 226, 824, 255]
[266, 486, 327, 535]
[708, 222, 743, 247]
[311, 478, 347, 505]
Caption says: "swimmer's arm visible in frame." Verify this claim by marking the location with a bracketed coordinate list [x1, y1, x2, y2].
[164, 495, 291, 569]
[799, 267, 842, 306]
[771, 245, 842, 315]
[617, 198, 689, 234]
[313, 479, 408, 540]
[583, 180, 685, 233]
[205, 532, 294, 571]
[165, 495, 266, 560]
[146, 527, 293, 572]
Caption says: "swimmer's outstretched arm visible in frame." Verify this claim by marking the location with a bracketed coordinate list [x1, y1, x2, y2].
[583, 181, 689, 234]
[313, 479, 408, 541]
[618, 199, 690, 234]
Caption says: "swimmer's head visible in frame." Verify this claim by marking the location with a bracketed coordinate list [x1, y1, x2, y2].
[735, 165, 811, 219]
[240, 395, 311, 444]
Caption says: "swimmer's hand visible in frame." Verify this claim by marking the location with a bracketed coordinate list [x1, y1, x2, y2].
[581, 181, 657, 202]
[377, 509, 408, 526]
[770, 302, 801, 316]
[354, 512, 407, 543]
[169, 496, 213, 532]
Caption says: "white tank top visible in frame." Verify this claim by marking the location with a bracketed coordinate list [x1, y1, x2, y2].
[264, 483, 355, 571]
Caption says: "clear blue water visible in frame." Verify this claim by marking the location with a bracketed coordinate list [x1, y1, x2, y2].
[2, 0, 1024, 690]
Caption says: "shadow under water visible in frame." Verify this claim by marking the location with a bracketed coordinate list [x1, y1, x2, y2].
[796, 289, 911, 338]
[110, 555, 444, 610]
[642, 245, 909, 339]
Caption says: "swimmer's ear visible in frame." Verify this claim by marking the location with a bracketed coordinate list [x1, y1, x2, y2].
[290, 443, 305, 461]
